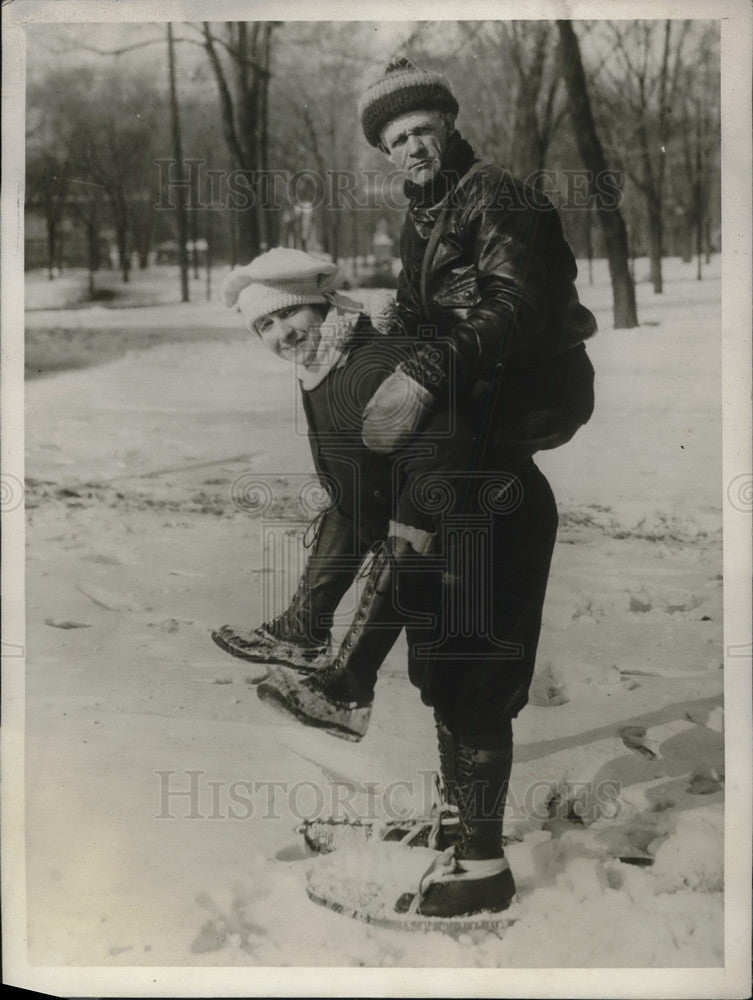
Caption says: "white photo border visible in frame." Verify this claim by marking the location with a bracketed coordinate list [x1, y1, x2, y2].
[2, 0, 750, 996]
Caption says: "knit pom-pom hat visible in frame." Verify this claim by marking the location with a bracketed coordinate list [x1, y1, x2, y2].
[221, 247, 343, 333]
[358, 55, 458, 148]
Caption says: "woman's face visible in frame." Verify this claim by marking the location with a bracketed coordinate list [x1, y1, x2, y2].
[254, 304, 324, 368]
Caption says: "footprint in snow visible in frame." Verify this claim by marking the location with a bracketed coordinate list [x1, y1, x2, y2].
[191, 918, 227, 954]
[619, 725, 661, 761]
[45, 618, 92, 629]
[687, 765, 724, 795]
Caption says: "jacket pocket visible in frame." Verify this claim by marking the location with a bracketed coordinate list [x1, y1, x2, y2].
[431, 272, 480, 309]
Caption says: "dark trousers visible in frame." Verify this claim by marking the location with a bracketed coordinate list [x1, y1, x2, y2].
[401, 450, 558, 749]
[305, 344, 557, 747]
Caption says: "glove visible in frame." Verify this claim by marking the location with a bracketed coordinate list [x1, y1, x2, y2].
[361, 368, 435, 454]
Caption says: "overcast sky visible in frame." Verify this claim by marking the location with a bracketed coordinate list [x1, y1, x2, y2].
[25, 20, 416, 81]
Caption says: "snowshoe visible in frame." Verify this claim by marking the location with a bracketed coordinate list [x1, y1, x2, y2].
[304, 843, 518, 937]
[298, 807, 461, 855]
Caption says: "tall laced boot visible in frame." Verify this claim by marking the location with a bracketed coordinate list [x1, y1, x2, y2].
[410, 736, 516, 917]
[212, 507, 365, 671]
[428, 718, 461, 851]
[386, 721, 460, 851]
[259, 525, 439, 741]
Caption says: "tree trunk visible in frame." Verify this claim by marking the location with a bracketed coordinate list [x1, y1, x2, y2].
[238, 174, 260, 262]
[647, 203, 664, 293]
[116, 213, 131, 283]
[202, 22, 277, 263]
[230, 211, 238, 268]
[85, 200, 100, 299]
[46, 219, 57, 280]
[87, 226, 97, 299]
[704, 217, 712, 263]
[585, 210, 593, 286]
[695, 185, 704, 281]
[57, 225, 64, 273]
[191, 202, 200, 279]
[167, 24, 190, 302]
[331, 209, 340, 265]
[682, 215, 693, 263]
[120, 248, 130, 283]
[556, 20, 638, 328]
[256, 25, 273, 251]
[205, 197, 213, 302]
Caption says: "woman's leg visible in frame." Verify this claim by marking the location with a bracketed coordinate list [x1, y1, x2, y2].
[213, 335, 400, 669]
[212, 505, 375, 668]
[255, 409, 473, 738]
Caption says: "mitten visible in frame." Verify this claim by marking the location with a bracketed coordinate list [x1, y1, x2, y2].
[361, 368, 435, 454]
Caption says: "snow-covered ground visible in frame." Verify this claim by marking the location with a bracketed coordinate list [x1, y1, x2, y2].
[17, 257, 733, 976]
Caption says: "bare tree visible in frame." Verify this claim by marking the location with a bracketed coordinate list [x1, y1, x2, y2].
[198, 21, 278, 260]
[495, 22, 566, 179]
[671, 26, 720, 278]
[66, 65, 164, 283]
[167, 23, 190, 302]
[26, 149, 72, 279]
[412, 21, 566, 180]
[556, 20, 638, 329]
[26, 66, 96, 278]
[272, 22, 369, 261]
[593, 20, 693, 293]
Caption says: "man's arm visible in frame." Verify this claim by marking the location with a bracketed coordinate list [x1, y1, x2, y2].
[362, 170, 595, 453]
[400, 170, 587, 396]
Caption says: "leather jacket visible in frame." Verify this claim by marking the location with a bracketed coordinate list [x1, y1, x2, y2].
[393, 135, 597, 455]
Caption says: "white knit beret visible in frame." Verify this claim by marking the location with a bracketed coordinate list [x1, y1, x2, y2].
[222, 247, 343, 332]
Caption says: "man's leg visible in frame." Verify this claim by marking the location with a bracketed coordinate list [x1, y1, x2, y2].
[406, 459, 558, 916]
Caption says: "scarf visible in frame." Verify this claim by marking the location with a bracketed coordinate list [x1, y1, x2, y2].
[404, 130, 478, 238]
[298, 299, 362, 391]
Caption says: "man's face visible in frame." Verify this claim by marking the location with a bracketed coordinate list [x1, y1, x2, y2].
[380, 109, 451, 186]
[254, 304, 323, 368]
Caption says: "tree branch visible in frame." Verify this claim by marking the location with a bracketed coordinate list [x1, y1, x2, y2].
[201, 22, 246, 169]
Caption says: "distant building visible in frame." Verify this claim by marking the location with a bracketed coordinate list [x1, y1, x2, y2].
[24, 211, 110, 272]
[154, 239, 208, 266]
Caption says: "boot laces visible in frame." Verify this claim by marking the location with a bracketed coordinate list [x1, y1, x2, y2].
[356, 538, 403, 599]
[302, 505, 330, 550]
[261, 609, 304, 641]
[427, 771, 459, 850]
[356, 539, 388, 579]
[261, 507, 333, 639]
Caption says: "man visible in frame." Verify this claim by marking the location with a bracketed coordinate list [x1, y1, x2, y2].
[258, 56, 597, 918]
